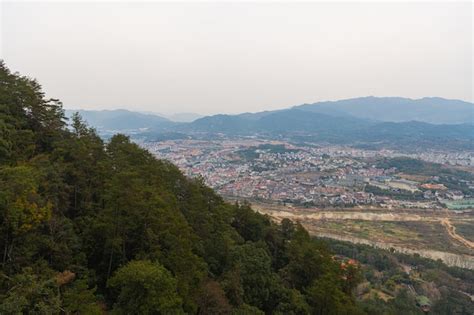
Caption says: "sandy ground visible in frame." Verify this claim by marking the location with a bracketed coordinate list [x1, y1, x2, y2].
[251, 201, 474, 269]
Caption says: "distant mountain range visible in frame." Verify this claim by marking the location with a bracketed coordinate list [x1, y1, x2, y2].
[65, 109, 203, 129]
[67, 97, 474, 150]
[180, 108, 473, 150]
[65, 109, 176, 131]
[294, 97, 474, 124]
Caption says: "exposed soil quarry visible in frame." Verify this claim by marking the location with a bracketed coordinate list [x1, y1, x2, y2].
[252, 202, 474, 269]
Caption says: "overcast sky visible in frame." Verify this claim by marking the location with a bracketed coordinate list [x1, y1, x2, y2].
[1, 1, 472, 115]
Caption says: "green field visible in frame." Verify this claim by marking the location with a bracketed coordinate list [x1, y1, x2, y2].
[444, 199, 474, 210]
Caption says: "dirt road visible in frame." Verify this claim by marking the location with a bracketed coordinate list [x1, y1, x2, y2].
[253, 202, 474, 251]
[440, 218, 474, 250]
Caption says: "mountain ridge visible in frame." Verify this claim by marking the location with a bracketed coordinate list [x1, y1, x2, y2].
[65, 109, 176, 131]
[66, 97, 474, 150]
[294, 96, 474, 124]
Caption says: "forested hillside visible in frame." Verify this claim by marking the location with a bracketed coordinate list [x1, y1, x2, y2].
[0, 62, 365, 313]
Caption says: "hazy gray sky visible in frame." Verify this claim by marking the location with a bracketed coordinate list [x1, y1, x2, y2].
[1, 1, 472, 115]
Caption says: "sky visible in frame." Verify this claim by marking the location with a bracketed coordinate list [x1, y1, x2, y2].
[1, 1, 472, 115]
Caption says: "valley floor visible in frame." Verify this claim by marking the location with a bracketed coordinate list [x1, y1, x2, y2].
[247, 201, 474, 269]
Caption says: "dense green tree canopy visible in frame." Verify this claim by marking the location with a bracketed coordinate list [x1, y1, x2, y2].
[0, 61, 363, 313]
[108, 260, 183, 314]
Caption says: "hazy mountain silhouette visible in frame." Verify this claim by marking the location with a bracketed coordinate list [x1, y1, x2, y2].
[67, 97, 474, 149]
[65, 109, 175, 130]
[294, 96, 474, 124]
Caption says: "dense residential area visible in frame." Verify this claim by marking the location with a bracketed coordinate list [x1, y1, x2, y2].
[142, 140, 474, 210]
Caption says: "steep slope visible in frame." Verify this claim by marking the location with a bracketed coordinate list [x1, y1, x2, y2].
[0, 62, 363, 314]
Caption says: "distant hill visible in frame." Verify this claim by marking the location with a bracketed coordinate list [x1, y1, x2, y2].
[65, 109, 176, 131]
[256, 109, 369, 133]
[182, 109, 367, 134]
[181, 108, 473, 150]
[66, 96, 474, 149]
[295, 96, 474, 124]
[181, 114, 256, 134]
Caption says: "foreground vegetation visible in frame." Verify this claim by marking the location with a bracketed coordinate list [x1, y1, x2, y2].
[0, 62, 365, 313]
[327, 239, 474, 314]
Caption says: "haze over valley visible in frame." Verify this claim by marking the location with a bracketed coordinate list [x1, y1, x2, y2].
[68, 96, 474, 150]
[2, 1, 473, 313]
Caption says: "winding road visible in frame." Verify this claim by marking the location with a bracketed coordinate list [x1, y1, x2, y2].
[440, 218, 474, 250]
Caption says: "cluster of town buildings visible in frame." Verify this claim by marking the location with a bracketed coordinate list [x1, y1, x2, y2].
[141, 139, 473, 209]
